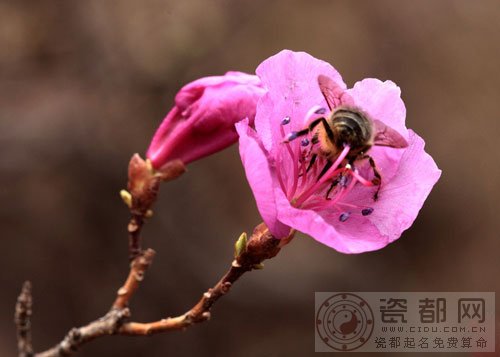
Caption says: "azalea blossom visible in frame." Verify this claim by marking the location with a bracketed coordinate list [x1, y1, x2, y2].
[236, 50, 441, 253]
[147, 71, 265, 168]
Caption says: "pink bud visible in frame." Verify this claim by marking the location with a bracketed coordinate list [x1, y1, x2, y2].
[146, 71, 265, 168]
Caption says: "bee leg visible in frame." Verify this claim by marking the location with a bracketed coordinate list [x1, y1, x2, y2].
[325, 179, 338, 200]
[361, 155, 382, 201]
[317, 160, 333, 180]
[305, 153, 317, 173]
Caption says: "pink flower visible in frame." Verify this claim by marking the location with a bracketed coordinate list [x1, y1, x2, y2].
[147, 71, 265, 168]
[236, 50, 441, 253]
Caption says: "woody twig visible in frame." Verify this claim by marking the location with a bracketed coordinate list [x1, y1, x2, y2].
[34, 249, 155, 357]
[15, 281, 33, 357]
[16, 154, 293, 357]
[119, 224, 294, 335]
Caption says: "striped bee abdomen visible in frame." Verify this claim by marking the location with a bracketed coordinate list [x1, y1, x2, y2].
[331, 107, 373, 153]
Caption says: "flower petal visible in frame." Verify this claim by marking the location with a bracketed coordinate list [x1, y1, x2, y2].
[365, 130, 441, 242]
[254, 50, 346, 153]
[347, 78, 409, 140]
[274, 131, 440, 253]
[236, 119, 290, 238]
[275, 185, 390, 253]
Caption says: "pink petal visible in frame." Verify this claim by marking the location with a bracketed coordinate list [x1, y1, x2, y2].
[345, 78, 409, 183]
[273, 130, 440, 253]
[347, 78, 409, 140]
[327, 130, 441, 248]
[365, 130, 441, 242]
[236, 119, 290, 238]
[274, 185, 389, 253]
[254, 50, 346, 153]
[176, 71, 262, 109]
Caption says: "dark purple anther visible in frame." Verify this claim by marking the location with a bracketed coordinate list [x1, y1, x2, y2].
[281, 116, 291, 125]
[339, 212, 351, 222]
[301, 138, 310, 146]
[361, 208, 374, 216]
[286, 131, 299, 142]
[315, 107, 327, 115]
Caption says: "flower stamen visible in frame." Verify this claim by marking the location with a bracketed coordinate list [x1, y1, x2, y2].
[294, 145, 351, 207]
[281, 116, 291, 125]
[280, 117, 300, 199]
[350, 168, 375, 187]
[278, 107, 380, 216]
[339, 212, 351, 222]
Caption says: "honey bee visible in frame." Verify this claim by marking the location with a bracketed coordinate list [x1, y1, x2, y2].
[286, 74, 408, 200]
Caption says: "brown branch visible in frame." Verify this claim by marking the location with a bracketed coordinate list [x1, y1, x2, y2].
[28, 224, 293, 356]
[119, 223, 294, 335]
[35, 249, 156, 357]
[113, 249, 156, 310]
[15, 281, 33, 357]
[35, 309, 131, 357]
[19, 154, 294, 356]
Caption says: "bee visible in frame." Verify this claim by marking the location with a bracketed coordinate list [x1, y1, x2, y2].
[286, 74, 408, 200]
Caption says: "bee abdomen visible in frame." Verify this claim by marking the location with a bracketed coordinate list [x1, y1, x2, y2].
[331, 107, 373, 149]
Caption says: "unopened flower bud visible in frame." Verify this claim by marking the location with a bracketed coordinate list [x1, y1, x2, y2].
[146, 71, 265, 168]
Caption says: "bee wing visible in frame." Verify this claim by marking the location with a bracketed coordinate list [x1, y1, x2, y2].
[372, 120, 409, 148]
[318, 74, 353, 110]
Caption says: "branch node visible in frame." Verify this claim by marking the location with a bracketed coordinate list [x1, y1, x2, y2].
[231, 259, 241, 268]
[117, 287, 128, 296]
[221, 282, 232, 294]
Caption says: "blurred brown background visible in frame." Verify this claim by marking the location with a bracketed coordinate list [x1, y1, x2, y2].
[1, 0, 499, 356]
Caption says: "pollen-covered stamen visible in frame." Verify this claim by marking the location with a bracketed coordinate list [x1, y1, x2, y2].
[284, 131, 299, 143]
[301, 138, 310, 146]
[281, 116, 291, 125]
[334, 202, 375, 217]
[339, 212, 351, 222]
[361, 207, 374, 216]
[315, 107, 327, 115]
